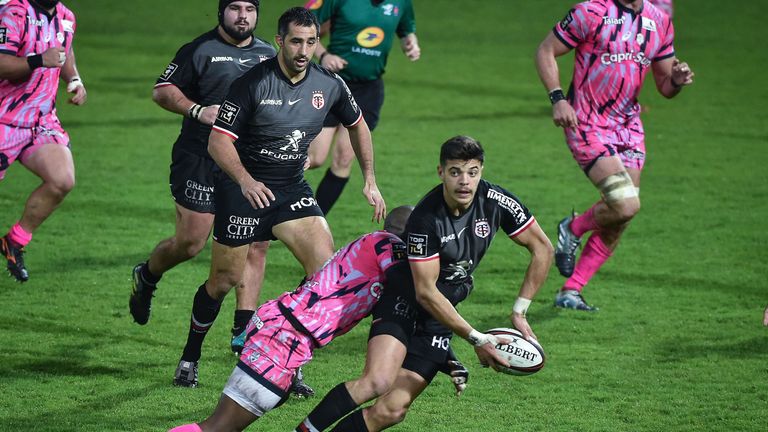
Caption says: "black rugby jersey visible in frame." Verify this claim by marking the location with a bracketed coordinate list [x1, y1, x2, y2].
[155, 29, 276, 157]
[212, 57, 362, 188]
[406, 179, 535, 305]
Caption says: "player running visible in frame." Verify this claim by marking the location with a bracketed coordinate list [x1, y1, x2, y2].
[0, 0, 86, 282]
[536, 0, 693, 311]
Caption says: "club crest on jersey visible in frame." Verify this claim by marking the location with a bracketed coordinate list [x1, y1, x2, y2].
[56, 32, 64, 43]
[160, 62, 178, 81]
[218, 101, 240, 126]
[312, 91, 325, 109]
[0, 28, 6, 44]
[407, 234, 428, 258]
[636, 33, 645, 45]
[474, 220, 491, 238]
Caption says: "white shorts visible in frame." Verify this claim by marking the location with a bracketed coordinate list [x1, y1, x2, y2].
[222, 366, 283, 417]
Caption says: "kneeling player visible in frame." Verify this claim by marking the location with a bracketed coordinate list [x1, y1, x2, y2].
[169, 207, 413, 432]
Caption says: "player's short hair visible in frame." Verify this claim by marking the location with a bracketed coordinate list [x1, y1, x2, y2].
[440, 136, 484, 166]
[277, 7, 320, 39]
[384, 205, 414, 240]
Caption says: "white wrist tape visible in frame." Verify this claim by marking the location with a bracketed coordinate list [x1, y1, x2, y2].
[467, 329, 498, 347]
[513, 297, 532, 316]
[66, 76, 83, 93]
[188, 104, 204, 121]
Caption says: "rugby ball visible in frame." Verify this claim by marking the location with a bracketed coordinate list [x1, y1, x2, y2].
[486, 327, 545, 376]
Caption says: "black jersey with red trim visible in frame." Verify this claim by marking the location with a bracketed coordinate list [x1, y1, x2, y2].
[406, 179, 535, 304]
[212, 57, 362, 188]
[154, 29, 276, 157]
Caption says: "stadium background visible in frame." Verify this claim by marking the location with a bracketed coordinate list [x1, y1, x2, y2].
[0, 0, 766, 430]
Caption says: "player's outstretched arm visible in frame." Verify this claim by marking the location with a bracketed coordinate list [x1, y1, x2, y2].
[508, 220, 553, 341]
[347, 119, 386, 222]
[152, 84, 220, 125]
[0, 46, 65, 81]
[652, 57, 694, 99]
[535, 32, 578, 129]
[208, 131, 274, 209]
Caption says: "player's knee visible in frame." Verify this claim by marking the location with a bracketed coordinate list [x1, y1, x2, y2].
[178, 237, 207, 259]
[374, 405, 408, 428]
[614, 197, 640, 222]
[48, 173, 75, 197]
[358, 373, 395, 399]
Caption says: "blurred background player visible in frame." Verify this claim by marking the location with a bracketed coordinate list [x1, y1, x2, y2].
[128, 1, 275, 360]
[304, 0, 420, 215]
[313, 136, 553, 431]
[168, 206, 413, 432]
[535, 0, 693, 311]
[171, 7, 385, 390]
[0, 0, 86, 282]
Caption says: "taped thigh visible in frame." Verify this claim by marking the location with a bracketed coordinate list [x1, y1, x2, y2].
[597, 171, 638, 203]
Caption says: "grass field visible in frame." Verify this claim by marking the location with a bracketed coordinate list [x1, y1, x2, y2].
[1, 1, 767, 431]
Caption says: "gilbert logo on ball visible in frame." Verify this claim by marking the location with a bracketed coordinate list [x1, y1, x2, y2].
[486, 328, 545, 376]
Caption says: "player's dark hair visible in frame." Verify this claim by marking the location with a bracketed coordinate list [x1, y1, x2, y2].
[384, 205, 414, 240]
[277, 7, 320, 39]
[440, 136, 485, 166]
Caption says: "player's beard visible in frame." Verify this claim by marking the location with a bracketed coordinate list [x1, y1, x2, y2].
[32, 0, 59, 8]
[222, 19, 255, 42]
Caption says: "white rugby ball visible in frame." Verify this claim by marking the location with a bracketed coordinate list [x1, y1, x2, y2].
[485, 327, 545, 376]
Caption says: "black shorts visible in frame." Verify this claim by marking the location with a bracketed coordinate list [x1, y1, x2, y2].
[323, 78, 385, 131]
[212, 175, 324, 246]
[169, 148, 219, 213]
[368, 262, 418, 346]
[401, 330, 455, 383]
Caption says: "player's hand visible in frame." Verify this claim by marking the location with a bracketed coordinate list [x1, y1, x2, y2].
[401, 35, 421, 61]
[671, 58, 694, 87]
[66, 78, 87, 105]
[199, 104, 221, 126]
[362, 180, 386, 223]
[446, 360, 469, 397]
[510, 312, 538, 342]
[552, 100, 578, 129]
[763, 307, 768, 327]
[303, 156, 311, 171]
[240, 177, 275, 209]
[469, 331, 510, 372]
[42, 46, 67, 68]
[320, 53, 347, 73]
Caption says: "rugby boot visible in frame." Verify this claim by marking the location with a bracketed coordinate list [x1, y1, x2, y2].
[290, 367, 315, 398]
[129, 263, 156, 325]
[554, 289, 598, 312]
[554, 213, 581, 277]
[231, 328, 246, 356]
[173, 360, 199, 388]
[1, 235, 29, 282]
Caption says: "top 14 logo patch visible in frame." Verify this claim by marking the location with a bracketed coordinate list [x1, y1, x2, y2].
[217, 101, 240, 126]
[160, 62, 178, 81]
[0, 28, 7, 44]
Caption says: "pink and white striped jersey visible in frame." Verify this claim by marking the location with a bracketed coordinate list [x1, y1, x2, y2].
[0, 0, 76, 127]
[276, 230, 407, 347]
[648, 0, 673, 17]
[553, 0, 674, 129]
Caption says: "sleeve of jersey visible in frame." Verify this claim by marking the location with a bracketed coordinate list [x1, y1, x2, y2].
[490, 185, 535, 238]
[211, 75, 254, 141]
[154, 43, 197, 90]
[396, 1, 417, 38]
[0, 6, 24, 55]
[552, 3, 594, 49]
[654, 18, 675, 61]
[406, 217, 440, 262]
[331, 75, 363, 127]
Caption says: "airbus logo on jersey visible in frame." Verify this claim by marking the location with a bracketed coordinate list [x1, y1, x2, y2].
[281, 130, 306, 152]
[260, 99, 283, 106]
[211, 56, 234, 63]
[602, 16, 626, 25]
[601, 50, 651, 67]
[487, 189, 527, 224]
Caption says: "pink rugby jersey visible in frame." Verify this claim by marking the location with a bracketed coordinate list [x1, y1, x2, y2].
[0, 0, 76, 127]
[277, 230, 406, 347]
[554, 0, 674, 128]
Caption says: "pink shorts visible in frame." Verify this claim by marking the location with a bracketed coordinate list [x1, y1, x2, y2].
[0, 111, 70, 180]
[565, 116, 646, 173]
[238, 299, 315, 396]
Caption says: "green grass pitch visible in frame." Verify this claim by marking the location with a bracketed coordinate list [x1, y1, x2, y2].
[1, 1, 766, 431]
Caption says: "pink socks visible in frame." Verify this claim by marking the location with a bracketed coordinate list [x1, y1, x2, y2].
[8, 223, 32, 247]
[168, 424, 202, 432]
[570, 204, 599, 238]
[563, 233, 612, 291]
